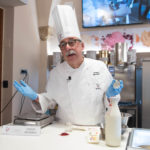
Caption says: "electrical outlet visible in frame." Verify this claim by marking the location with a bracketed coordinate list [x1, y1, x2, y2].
[3, 80, 8, 88]
[20, 69, 28, 74]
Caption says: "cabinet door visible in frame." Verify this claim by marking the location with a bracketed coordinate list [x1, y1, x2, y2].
[142, 60, 150, 128]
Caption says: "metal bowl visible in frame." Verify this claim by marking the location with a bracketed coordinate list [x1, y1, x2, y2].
[121, 112, 132, 126]
[121, 112, 132, 134]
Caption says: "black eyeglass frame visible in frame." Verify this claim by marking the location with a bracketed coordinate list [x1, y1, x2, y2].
[59, 39, 82, 49]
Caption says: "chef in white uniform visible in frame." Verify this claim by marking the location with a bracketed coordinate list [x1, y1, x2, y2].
[14, 5, 123, 125]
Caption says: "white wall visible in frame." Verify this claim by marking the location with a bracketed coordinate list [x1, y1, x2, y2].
[1, 7, 14, 125]
[36, 0, 53, 92]
[13, 0, 41, 117]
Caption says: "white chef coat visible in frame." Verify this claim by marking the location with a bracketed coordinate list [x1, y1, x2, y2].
[32, 58, 114, 125]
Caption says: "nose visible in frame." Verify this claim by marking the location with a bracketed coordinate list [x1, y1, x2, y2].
[65, 43, 71, 50]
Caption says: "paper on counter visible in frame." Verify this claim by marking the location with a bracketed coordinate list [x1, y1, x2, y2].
[2, 123, 41, 136]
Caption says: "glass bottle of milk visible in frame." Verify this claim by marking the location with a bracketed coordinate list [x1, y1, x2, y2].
[105, 98, 121, 147]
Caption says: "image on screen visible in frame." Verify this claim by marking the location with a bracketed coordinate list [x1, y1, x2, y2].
[82, 0, 150, 27]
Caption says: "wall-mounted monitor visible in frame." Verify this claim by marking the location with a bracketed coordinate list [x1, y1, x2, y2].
[82, 0, 150, 28]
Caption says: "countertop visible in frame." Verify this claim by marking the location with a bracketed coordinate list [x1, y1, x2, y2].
[0, 122, 130, 150]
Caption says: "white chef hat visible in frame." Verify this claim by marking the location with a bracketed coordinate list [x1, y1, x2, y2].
[52, 5, 81, 42]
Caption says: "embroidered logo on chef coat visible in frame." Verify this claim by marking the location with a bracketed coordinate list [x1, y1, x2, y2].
[93, 72, 100, 75]
[88, 71, 101, 90]
[92, 72, 101, 90]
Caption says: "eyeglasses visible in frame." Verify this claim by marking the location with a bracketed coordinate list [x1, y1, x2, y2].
[59, 39, 82, 49]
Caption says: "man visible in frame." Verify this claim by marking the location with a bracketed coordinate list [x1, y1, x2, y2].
[14, 5, 123, 125]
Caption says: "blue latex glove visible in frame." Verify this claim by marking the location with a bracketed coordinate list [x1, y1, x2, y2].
[13, 80, 38, 100]
[106, 79, 123, 98]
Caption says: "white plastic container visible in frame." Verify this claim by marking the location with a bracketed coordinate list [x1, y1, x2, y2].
[87, 127, 100, 144]
[105, 99, 121, 147]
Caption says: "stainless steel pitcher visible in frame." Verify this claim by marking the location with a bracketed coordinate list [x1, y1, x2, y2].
[115, 42, 128, 66]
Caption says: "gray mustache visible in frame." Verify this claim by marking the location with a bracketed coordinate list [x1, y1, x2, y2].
[65, 50, 76, 56]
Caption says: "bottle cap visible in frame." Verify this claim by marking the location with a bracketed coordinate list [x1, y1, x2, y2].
[113, 80, 120, 89]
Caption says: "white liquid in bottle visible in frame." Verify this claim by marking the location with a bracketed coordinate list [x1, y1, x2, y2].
[105, 99, 121, 147]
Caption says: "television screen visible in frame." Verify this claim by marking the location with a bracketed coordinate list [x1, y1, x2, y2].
[82, 0, 150, 28]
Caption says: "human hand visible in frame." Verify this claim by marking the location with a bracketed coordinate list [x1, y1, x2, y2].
[13, 80, 38, 100]
[106, 79, 123, 98]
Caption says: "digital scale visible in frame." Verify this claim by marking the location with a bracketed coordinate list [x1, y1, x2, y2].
[13, 113, 54, 128]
